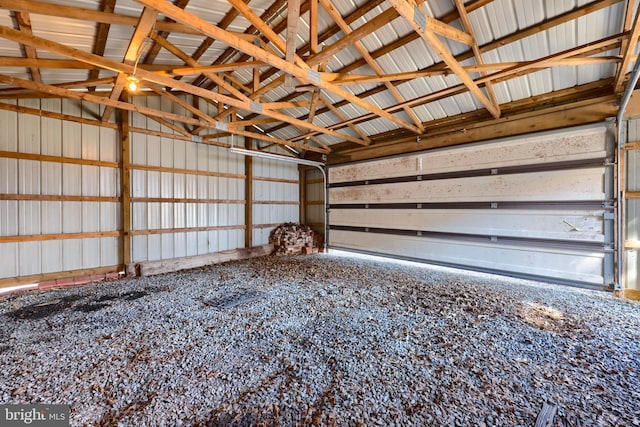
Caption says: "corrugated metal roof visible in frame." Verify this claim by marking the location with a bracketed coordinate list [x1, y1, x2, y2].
[0, 0, 635, 156]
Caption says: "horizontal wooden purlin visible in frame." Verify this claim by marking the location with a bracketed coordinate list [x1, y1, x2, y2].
[253, 176, 299, 184]
[129, 164, 245, 179]
[0, 150, 120, 168]
[128, 127, 230, 149]
[331, 95, 618, 163]
[0, 101, 119, 129]
[165, 61, 266, 76]
[626, 192, 640, 199]
[0, 56, 175, 71]
[0, 0, 258, 38]
[252, 201, 300, 205]
[0, 231, 122, 243]
[306, 200, 324, 205]
[623, 289, 640, 301]
[0, 194, 120, 202]
[131, 197, 245, 204]
[0, 265, 121, 289]
[624, 141, 640, 150]
[0, 77, 116, 98]
[625, 240, 640, 249]
[130, 225, 244, 235]
[0, 26, 333, 152]
[252, 223, 284, 229]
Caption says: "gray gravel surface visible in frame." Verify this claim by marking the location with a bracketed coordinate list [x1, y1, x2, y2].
[1, 253, 639, 426]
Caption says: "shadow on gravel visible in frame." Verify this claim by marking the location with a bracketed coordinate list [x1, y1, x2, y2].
[5, 290, 152, 319]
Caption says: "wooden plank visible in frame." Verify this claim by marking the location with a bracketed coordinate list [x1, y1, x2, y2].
[0, 150, 120, 168]
[88, 0, 117, 91]
[253, 176, 299, 184]
[614, 3, 640, 93]
[623, 141, 640, 151]
[0, 265, 121, 289]
[13, 12, 42, 82]
[120, 96, 131, 269]
[0, 101, 119, 130]
[285, 0, 302, 87]
[148, 0, 418, 134]
[245, 133, 253, 249]
[625, 240, 640, 248]
[133, 244, 274, 277]
[0, 194, 120, 202]
[0, 231, 122, 243]
[623, 288, 640, 300]
[102, 7, 158, 122]
[534, 402, 557, 427]
[131, 197, 245, 204]
[320, 0, 423, 131]
[166, 61, 265, 76]
[425, 15, 473, 45]
[130, 225, 244, 236]
[130, 163, 245, 179]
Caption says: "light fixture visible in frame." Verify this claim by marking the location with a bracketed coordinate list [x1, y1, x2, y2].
[126, 75, 140, 92]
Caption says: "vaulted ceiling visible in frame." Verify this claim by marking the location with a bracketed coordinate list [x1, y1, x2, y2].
[0, 0, 637, 163]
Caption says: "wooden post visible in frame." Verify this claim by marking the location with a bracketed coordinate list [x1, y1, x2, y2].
[119, 94, 132, 271]
[244, 131, 253, 249]
[299, 165, 307, 225]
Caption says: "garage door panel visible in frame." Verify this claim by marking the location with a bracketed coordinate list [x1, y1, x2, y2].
[330, 209, 605, 242]
[330, 168, 605, 204]
[329, 126, 608, 183]
[331, 230, 605, 285]
[328, 124, 614, 288]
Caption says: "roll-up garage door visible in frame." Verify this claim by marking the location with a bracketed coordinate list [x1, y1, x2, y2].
[328, 124, 615, 289]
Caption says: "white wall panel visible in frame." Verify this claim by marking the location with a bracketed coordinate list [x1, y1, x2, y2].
[0, 99, 122, 281]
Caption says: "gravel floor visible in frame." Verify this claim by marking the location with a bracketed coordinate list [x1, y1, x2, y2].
[1, 252, 639, 426]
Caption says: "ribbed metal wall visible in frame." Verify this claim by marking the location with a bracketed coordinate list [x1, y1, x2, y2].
[304, 167, 325, 234]
[624, 118, 640, 291]
[252, 153, 299, 245]
[0, 98, 120, 282]
[129, 96, 245, 262]
[329, 124, 615, 288]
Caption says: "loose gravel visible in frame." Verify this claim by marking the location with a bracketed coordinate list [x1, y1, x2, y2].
[0, 253, 639, 426]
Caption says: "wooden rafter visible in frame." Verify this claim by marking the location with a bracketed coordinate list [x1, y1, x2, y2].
[88, 0, 117, 92]
[142, 0, 190, 65]
[615, 6, 640, 93]
[320, 0, 424, 132]
[102, 7, 158, 122]
[284, 0, 302, 87]
[454, 0, 499, 115]
[388, 0, 500, 119]
[12, 11, 41, 83]
[0, 23, 359, 146]
[213, 0, 419, 134]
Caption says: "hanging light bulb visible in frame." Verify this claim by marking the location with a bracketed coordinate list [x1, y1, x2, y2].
[126, 75, 139, 92]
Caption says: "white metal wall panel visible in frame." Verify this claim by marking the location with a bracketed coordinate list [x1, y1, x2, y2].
[0, 99, 121, 281]
[252, 156, 300, 246]
[329, 124, 613, 287]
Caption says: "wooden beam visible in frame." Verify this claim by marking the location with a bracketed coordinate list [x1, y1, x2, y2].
[102, 7, 158, 122]
[12, 11, 42, 82]
[0, 24, 346, 148]
[454, 0, 500, 119]
[424, 14, 473, 46]
[0, 0, 210, 35]
[615, 6, 640, 93]
[388, 0, 500, 119]
[88, 0, 117, 92]
[285, 0, 302, 87]
[245, 131, 253, 249]
[309, 0, 318, 54]
[119, 95, 132, 270]
[166, 61, 265, 76]
[320, 0, 424, 131]
[141, 0, 190, 65]
[195, 0, 418, 133]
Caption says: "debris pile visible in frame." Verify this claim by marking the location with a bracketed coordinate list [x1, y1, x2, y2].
[269, 222, 322, 255]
